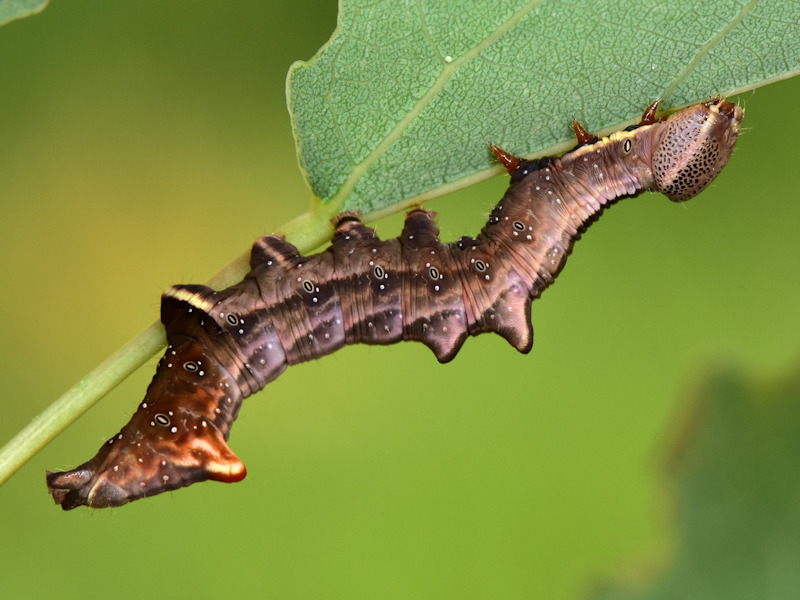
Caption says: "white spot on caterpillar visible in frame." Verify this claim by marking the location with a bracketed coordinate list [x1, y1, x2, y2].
[170, 426, 177, 433]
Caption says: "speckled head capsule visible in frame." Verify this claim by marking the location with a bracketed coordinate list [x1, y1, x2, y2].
[651, 98, 743, 201]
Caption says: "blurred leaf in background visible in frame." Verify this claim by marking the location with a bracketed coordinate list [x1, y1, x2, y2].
[593, 364, 800, 599]
[0, 1, 798, 600]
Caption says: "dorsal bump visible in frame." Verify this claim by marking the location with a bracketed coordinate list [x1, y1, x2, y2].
[640, 99, 661, 125]
[572, 118, 598, 145]
[489, 143, 521, 175]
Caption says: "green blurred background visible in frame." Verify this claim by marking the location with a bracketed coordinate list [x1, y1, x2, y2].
[1, 2, 798, 598]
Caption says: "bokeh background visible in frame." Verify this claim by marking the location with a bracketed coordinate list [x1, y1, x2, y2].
[1, 2, 799, 598]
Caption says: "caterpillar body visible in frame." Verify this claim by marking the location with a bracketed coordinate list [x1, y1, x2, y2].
[47, 98, 743, 509]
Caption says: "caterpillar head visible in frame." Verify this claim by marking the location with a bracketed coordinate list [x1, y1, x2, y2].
[651, 98, 743, 201]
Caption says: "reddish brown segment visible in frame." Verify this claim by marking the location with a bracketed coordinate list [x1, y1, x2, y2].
[47, 98, 743, 509]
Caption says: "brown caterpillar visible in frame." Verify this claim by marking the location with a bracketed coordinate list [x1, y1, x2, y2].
[46, 98, 743, 509]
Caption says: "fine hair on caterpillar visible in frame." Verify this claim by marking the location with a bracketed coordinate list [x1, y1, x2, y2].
[46, 98, 743, 509]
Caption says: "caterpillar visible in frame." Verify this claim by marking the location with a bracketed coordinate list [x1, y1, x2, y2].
[46, 98, 743, 509]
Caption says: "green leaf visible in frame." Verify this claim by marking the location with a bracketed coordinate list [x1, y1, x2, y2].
[593, 366, 800, 599]
[0, 0, 48, 26]
[288, 0, 800, 216]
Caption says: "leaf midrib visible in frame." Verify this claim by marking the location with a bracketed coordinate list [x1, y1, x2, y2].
[662, 0, 762, 100]
[324, 0, 545, 211]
